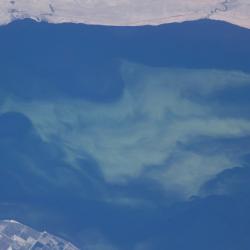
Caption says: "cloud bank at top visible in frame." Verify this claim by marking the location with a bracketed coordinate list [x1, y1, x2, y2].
[0, 0, 250, 29]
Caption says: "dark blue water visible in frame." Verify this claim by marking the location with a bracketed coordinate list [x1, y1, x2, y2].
[0, 19, 250, 102]
[0, 19, 250, 250]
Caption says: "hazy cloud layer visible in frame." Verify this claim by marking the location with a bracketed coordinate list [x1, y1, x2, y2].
[2, 62, 250, 198]
[0, 0, 250, 29]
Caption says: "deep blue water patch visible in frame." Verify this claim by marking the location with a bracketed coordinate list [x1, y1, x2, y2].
[0, 19, 250, 102]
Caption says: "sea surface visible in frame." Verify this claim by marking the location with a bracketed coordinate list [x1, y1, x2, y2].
[0, 19, 250, 249]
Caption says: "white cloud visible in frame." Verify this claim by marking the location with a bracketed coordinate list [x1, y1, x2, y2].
[149, 152, 233, 197]
[0, 0, 250, 29]
[1, 62, 250, 198]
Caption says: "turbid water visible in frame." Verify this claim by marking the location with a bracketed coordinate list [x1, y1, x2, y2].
[0, 19, 250, 249]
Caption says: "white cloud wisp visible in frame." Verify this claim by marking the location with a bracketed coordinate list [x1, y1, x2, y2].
[2, 62, 250, 198]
